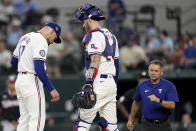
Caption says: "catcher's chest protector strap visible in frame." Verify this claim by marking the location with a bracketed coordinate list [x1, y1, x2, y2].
[82, 28, 102, 45]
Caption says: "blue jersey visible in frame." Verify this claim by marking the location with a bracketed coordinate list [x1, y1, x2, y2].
[134, 78, 179, 120]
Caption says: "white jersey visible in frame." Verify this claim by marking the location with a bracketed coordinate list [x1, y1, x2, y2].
[13, 32, 48, 74]
[84, 28, 119, 76]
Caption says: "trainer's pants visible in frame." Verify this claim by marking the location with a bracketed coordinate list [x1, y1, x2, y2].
[15, 73, 46, 131]
[74, 74, 119, 131]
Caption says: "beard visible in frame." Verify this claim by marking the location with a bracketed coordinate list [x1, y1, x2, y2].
[84, 23, 91, 32]
[85, 27, 90, 32]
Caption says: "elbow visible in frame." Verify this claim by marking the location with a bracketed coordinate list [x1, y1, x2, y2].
[170, 102, 176, 110]
[10, 57, 18, 66]
[171, 105, 175, 110]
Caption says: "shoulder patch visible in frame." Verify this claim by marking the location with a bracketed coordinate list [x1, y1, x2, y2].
[39, 50, 46, 57]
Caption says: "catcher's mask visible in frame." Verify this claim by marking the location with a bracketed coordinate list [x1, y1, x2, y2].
[76, 3, 105, 21]
[72, 91, 97, 109]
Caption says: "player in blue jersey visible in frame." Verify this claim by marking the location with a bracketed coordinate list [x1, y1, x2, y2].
[73, 4, 120, 131]
[127, 60, 179, 131]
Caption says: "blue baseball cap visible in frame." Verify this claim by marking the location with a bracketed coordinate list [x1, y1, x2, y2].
[45, 22, 61, 43]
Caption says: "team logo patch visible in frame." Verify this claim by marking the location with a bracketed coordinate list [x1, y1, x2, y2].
[91, 44, 98, 49]
[39, 50, 46, 57]
[158, 89, 163, 94]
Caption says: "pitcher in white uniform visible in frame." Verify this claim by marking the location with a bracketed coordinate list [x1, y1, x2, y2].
[11, 22, 61, 131]
[73, 4, 120, 131]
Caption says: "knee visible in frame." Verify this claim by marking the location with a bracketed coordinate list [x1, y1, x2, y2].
[99, 117, 118, 131]
[73, 117, 91, 131]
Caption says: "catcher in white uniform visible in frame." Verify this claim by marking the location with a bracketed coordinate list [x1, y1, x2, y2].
[73, 4, 120, 131]
[10, 22, 60, 131]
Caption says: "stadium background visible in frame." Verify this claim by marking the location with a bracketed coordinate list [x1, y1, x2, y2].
[1, 0, 196, 130]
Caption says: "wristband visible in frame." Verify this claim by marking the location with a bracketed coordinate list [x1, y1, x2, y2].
[86, 67, 98, 82]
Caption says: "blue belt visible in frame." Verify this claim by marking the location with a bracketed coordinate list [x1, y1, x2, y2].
[100, 74, 108, 78]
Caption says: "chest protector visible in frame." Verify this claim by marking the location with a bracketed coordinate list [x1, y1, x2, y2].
[82, 29, 117, 69]
[82, 28, 116, 55]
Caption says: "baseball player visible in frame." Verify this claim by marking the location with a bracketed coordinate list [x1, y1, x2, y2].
[0, 74, 19, 131]
[73, 4, 120, 131]
[10, 22, 61, 131]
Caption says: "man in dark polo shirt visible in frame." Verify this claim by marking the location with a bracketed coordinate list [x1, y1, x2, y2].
[127, 60, 179, 131]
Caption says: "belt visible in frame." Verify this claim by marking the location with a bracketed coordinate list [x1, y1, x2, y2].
[143, 117, 168, 124]
[19, 72, 36, 76]
[100, 74, 108, 78]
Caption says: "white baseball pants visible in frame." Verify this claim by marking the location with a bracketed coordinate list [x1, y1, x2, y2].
[74, 74, 119, 131]
[15, 73, 46, 131]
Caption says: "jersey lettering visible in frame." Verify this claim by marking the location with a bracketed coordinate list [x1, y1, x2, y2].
[18, 36, 30, 61]
[19, 45, 25, 61]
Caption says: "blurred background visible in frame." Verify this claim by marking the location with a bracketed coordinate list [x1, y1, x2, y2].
[0, 0, 196, 130]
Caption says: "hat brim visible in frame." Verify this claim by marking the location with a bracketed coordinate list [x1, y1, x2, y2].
[54, 36, 61, 44]
[92, 16, 105, 20]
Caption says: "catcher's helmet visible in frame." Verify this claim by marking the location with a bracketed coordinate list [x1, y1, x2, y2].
[76, 4, 105, 21]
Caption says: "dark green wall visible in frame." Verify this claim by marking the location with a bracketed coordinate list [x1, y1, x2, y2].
[1, 71, 196, 122]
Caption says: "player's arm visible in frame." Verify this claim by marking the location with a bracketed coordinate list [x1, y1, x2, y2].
[114, 58, 119, 83]
[10, 55, 18, 67]
[148, 94, 176, 109]
[34, 60, 55, 91]
[34, 60, 60, 102]
[128, 100, 142, 120]
[159, 100, 175, 109]
[114, 36, 120, 84]
[11, 42, 20, 67]
[86, 54, 101, 84]
[148, 84, 178, 110]
[127, 100, 142, 130]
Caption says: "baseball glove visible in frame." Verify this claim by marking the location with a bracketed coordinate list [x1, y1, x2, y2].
[72, 84, 96, 109]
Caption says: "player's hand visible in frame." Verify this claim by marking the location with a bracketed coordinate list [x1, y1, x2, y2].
[147, 94, 159, 103]
[127, 119, 134, 131]
[50, 89, 60, 102]
[11, 120, 18, 128]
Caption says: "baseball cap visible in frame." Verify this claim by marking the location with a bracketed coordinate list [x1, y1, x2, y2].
[8, 74, 17, 83]
[138, 71, 148, 79]
[45, 22, 61, 43]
